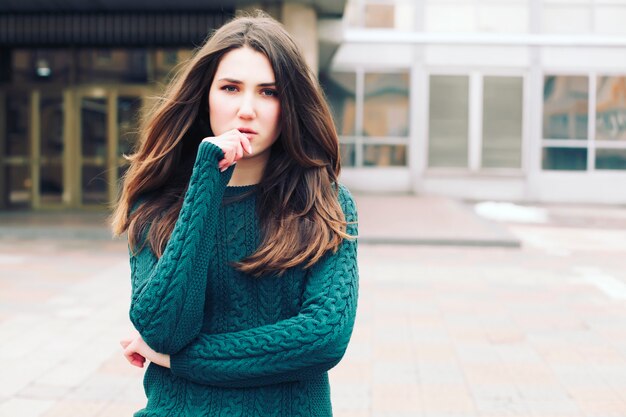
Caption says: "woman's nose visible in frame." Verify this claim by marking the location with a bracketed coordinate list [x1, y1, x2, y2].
[237, 95, 256, 119]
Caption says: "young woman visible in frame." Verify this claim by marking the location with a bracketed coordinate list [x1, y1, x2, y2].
[110, 13, 358, 417]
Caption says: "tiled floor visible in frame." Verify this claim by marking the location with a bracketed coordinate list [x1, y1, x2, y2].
[2, 207, 626, 416]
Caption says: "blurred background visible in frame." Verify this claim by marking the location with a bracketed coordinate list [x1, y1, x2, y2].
[2, 0, 626, 213]
[4, 2, 626, 417]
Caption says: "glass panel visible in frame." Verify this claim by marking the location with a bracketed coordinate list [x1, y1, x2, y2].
[12, 49, 73, 84]
[543, 75, 589, 140]
[40, 95, 64, 158]
[340, 143, 356, 167]
[81, 97, 107, 159]
[154, 49, 194, 83]
[40, 164, 63, 204]
[82, 166, 109, 206]
[596, 149, 626, 170]
[542, 5, 591, 33]
[77, 49, 147, 83]
[363, 72, 409, 137]
[596, 76, 626, 141]
[118, 96, 142, 158]
[365, 4, 395, 28]
[5, 93, 29, 157]
[482, 76, 523, 169]
[4, 165, 30, 207]
[542, 147, 587, 170]
[320, 72, 356, 136]
[363, 144, 407, 167]
[428, 75, 469, 168]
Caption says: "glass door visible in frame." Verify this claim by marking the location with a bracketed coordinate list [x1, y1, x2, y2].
[38, 90, 65, 207]
[0, 89, 31, 209]
[77, 90, 109, 207]
[0, 88, 67, 210]
[75, 86, 148, 209]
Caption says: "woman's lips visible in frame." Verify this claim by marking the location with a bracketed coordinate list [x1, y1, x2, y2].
[238, 128, 257, 141]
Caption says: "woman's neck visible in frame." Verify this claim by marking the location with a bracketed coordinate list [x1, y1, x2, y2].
[227, 153, 269, 186]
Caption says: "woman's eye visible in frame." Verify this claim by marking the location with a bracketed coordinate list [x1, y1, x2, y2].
[261, 89, 278, 97]
[222, 86, 238, 92]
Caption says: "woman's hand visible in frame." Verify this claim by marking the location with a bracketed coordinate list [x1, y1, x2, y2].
[203, 129, 253, 172]
[121, 332, 171, 369]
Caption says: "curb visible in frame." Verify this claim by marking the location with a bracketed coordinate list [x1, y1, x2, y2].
[358, 236, 521, 248]
[0, 226, 522, 248]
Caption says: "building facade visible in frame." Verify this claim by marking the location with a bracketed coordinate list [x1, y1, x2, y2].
[0, 0, 344, 210]
[3, 0, 626, 210]
[327, 0, 626, 203]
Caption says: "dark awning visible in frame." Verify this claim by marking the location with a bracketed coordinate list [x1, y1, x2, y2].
[0, 12, 234, 47]
[0, 0, 345, 16]
[0, 1, 347, 49]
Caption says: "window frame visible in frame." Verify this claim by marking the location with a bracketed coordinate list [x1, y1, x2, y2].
[541, 70, 626, 171]
[330, 66, 412, 169]
[426, 68, 528, 175]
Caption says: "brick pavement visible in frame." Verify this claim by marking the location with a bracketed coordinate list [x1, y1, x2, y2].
[2, 200, 626, 416]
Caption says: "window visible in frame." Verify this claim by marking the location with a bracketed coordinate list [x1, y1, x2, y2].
[12, 49, 73, 84]
[595, 76, 626, 170]
[596, 76, 626, 141]
[542, 74, 626, 171]
[543, 75, 588, 141]
[363, 73, 409, 137]
[345, 0, 415, 30]
[482, 76, 523, 169]
[428, 75, 469, 168]
[78, 49, 148, 83]
[364, 3, 395, 28]
[321, 69, 410, 168]
[428, 74, 524, 170]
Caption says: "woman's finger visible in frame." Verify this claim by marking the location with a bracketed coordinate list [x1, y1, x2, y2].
[131, 353, 146, 367]
[123, 339, 145, 368]
[222, 142, 235, 164]
[239, 133, 253, 154]
[235, 142, 244, 161]
[125, 349, 145, 368]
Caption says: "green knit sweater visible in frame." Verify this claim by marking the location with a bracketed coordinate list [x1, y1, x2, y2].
[128, 141, 359, 417]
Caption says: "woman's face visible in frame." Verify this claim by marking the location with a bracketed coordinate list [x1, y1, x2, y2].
[208, 46, 281, 161]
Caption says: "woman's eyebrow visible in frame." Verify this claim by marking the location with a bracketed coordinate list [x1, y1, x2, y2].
[218, 78, 276, 87]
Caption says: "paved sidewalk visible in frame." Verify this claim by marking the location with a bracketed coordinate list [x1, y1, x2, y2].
[0, 193, 521, 247]
[354, 194, 519, 247]
[2, 195, 626, 416]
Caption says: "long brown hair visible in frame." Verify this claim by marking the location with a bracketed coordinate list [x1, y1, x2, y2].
[110, 12, 353, 277]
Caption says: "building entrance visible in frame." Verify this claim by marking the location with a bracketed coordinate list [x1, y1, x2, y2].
[0, 85, 151, 210]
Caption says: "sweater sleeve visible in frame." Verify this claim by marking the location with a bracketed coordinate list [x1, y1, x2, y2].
[129, 141, 233, 355]
[169, 185, 359, 387]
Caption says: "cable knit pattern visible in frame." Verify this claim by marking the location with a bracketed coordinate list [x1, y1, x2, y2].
[129, 141, 234, 354]
[130, 141, 359, 417]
